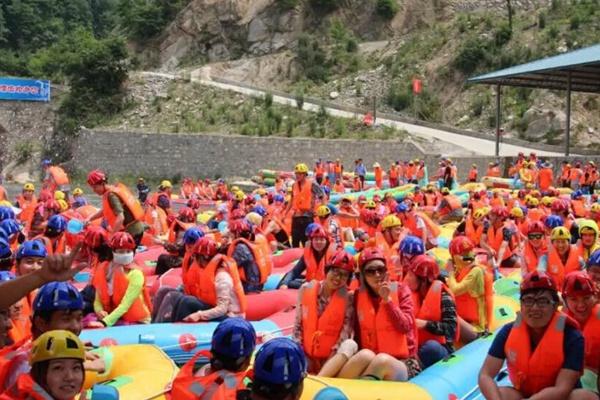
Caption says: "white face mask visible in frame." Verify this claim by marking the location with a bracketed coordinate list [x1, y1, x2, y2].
[112, 252, 134, 265]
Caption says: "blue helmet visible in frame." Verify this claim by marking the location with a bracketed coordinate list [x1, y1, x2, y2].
[399, 235, 425, 256]
[314, 387, 349, 400]
[571, 190, 583, 200]
[183, 227, 204, 246]
[42, 159, 52, 166]
[0, 238, 12, 259]
[588, 249, 600, 268]
[0, 219, 22, 238]
[33, 282, 83, 313]
[0, 270, 15, 282]
[0, 206, 15, 222]
[395, 203, 409, 213]
[254, 337, 307, 385]
[252, 206, 267, 217]
[16, 240, 47, 260]
[544, 215, 564, 230]
[305, 222, 320, 237]
[0, 228, 7, 242]
[321, 186, 331, 196]
[211, 317, 256, 359]
[273, 194, 284, 203]
[327, 203, 338, 215]
[47, 215, 67, 233]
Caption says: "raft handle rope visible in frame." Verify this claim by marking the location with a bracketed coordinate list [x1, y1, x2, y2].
[460, 367, 508, 400]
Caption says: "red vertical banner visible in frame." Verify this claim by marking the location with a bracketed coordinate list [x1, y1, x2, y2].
[412, 79, 422, 95]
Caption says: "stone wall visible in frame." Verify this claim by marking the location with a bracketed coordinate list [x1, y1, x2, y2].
[74, 130, 424, 179]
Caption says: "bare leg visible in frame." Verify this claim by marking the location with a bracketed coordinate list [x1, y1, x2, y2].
[569, 389, 600, 400]
[337, 349, 375, 379]
[458, 317, 479, 344]
[362, 353, 408, 382]
[498, 387, 523, 400]
[318, 354, 349, 377]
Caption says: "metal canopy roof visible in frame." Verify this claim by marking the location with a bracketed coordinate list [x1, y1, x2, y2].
[468, 43, 600, 93]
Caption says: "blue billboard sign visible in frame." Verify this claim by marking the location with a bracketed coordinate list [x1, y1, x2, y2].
[0, 77, 51, 102]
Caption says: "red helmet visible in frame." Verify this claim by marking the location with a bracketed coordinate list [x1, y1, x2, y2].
[449, 236, 475, 257]
[308, 225, 328, 239]
[562, 271, 597, 297]
[407, 254, 440, 283]
[187, 198, 201, 210]
[109, 231, 136, 251]
[230, 209, 246, 221]
[527, 221, 545, 235]
[359, 246, 386, 269]
[194, 236, 218, 257]
[84, 226, 109, 249]
[490, 206, 508, 219]
[229, 219, 252, 236]
[177, 207, 196, 223]
[44, 199, 61, 212]
[551, 198, 569, 213]
[520, 271, 557, 293]
[87, 169, 107, 186]
[326, 250, 355, 274]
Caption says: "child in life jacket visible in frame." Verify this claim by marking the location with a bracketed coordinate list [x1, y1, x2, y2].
[171, 318, 256, 400]
[294, 250, 357, 376]
[88, 232, 151, 328]
[0, 330, 86, 400]
[479, 271, 587, 400]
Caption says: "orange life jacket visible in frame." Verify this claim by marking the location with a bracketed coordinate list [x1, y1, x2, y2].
[569, 168, 583, 183]
[315, 165, 324, 176]
[561, 166, 571, 181]
[333, 182, 345, 193]
[571, 199, 587, 218]
[291, 179, 313, 214]
[440, 195, 461, 215]
[47, 166, 69, 186]
[227, 237, 272, 285]
[301, 281, 348, 361]
[465, 218, 484, 247]
[303, 244, 335, 282]
[0, 373, 75, 400]
[538, 168, 553, 191]
[15, 195, 37, 225]
[546, 245, 582, 289]
[0, 186, 7, 202]
[468, 168, 478, 181]
[405, 165, 417, 180]
[374, 168, 383, 188]
[356, 282, 410, 358]
[374, 233, 400, 281]
[454, 264, 494, 330]
[33, 234, 67, 256]
[487, 223, 514, 261]
[424, 193, 438, 207]
[335, 164, 342, 175]
[183, 254, 247, 313]
[570, 305, 600, 372]
[417, 166, 425, 180]
[505, 312, 573, 397]
[389, 166, 398, 179]
[8, 298, 32, 344]
[102, 183, 144, 230]
[181, 182, 194, 199]
[170, 350, 246, 400]
[92, 261, 152, 323]
[167, 221, 194, 245]
[412, 280, 459, 346]
[523, 241, 547, 273]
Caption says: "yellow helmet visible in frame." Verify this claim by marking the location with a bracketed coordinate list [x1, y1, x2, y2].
[541, 196, 553, 206]
[256, 188, 267, 196]
[473, 207, 490, 220]
[365, 200, 376, 209]
[57, 199, 69, 212]
[510, 206, 524, 218]
[551, 226, 571, 241]
[234, 191, 245, 202]
[381, 215, 402, 230]
[72, 188, 83, 196]
[160, 180, 173, 189]
[441, 187, 450, 195]
[526, 197, 539, 207]
[246, 212, 263, 227]
[0, 201, 11, 207]
[579, 219, 599, 236]
[316, 205, 331, 218]
[31, 330, 85, 365]
[54, 191, 65, 201]
[23, 183, 35, 191]
[591, 203, 600, 213]
[231, 186, 240, 193]
[294, 163, 309, 174]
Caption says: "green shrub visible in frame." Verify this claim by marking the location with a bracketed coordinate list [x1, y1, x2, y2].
[376, 0, 399, 19]
[296, 34, 330, 82]
[538, 12, 546, 29]
[453, 37, 488, 74]
[13, 141, 37, 166]
[264, 92, 273, 108]
[309, 0, 340, 11]
[494, 23, 512, 47]
[386, 83, 412, 111]
[295, 89, 305, 110]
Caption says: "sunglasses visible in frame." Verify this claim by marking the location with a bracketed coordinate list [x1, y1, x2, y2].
[528, 234, 543, 240]
[363, 267, 388, 276]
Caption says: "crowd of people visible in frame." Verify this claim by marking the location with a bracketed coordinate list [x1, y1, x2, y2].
[0, 153, 598, 400]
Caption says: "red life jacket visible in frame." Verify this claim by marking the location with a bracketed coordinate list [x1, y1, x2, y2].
[465, 218, 484, 246]
[170, 350, 247, 400]
[523, 241, 547, 273]
[303, 244, 335, 282]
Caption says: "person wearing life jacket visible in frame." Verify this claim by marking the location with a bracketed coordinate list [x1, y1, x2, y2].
[89, 232, 151, 328]
[28, 199, 61, 240]
[136, 177, 150, 204]
[85, 170, 145, 245]
[0, 330, 86, 400]
[423, 185, 439, 208]
[562, 272, 600, 396]
[570, 162, 584, 191]
[293, 250, 357, 376]
[237, 337, 307, 400]
[34, 215, 68, 256]
[177, 236, 246, 323]
[373, 215, 406, 281]
[171, 318, 256, 400]
[538, 162, 554, 193]
[143, 180, 173, 236]
[227, 219, 270, 293]
[359, 202, 381, 239]
[479, 271, 587, 400]
[341, 247, 419, 381]
[396, 235, 425, 282]
[481, 206, 520, 269]
[0, 239, 14, 272]
[463, 207, 487, 247]
[405, 254, 458, 368]
[41, 161, 70, 194]
[14, 183, 37, 225]
[434, 188, 464, 224]
[466, 163, 478, 183]
[486, 162, 501, 178]
[285, 163, 324, 248]
[315, 205, 343, 250]
[583, 161, 599, 195]
[154, 207, 196, 276]
[70, 188, 88, 209]
[590, 203, 600, 227]
[578, 220, 600, 263]
[447, 236, 493, 344]
[373, 162, 383, 189]
[587, 250, 600, 290]
[521, 221, 548, 275]
[560, 161, 571, 187]
[0, 186, 7, 203]
[78, 226, 112, 315]
[571, 190, 588, 218]
[280, 226, 335, 290]
[388, 162, 399, 188]
[538, 227, 584, 289]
